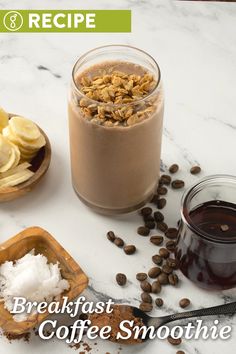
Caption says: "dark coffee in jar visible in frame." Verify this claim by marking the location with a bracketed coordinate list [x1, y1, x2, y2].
[176, 199, 236, 290]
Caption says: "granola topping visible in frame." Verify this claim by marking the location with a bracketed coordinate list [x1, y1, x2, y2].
[74, 64, 160, 127]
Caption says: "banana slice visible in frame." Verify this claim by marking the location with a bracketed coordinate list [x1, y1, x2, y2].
[0, 162, 31, 178]
[11, 143, 21, 168]
[0, 134, 12, 167]
[0, 169, 34, 189]
[9, 116, 41, 142]
[0, 146, 16, 173]
[3, 125, 45, 151]
[0, 107, 9, 132]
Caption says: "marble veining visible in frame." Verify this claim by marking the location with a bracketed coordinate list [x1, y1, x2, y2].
[0, 0, 236, 353]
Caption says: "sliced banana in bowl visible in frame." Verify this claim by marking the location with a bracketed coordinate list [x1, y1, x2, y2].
[0, 108, 51, 202]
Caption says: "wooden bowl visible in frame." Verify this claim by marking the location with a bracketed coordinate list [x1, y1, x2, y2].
[0, 227, 88, 335]
[0, 115, 51, 202]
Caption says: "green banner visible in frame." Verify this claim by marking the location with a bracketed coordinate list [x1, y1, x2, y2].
[0, 10, 131, 32]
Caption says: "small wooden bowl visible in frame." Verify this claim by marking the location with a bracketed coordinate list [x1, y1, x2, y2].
[0, 227, 88, 334]
[0, 115, 51, 202]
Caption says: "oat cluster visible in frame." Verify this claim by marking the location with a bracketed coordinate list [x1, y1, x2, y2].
[77, 70, 158, 127]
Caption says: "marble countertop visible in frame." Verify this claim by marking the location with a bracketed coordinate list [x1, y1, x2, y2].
[0, 0, 236, 353]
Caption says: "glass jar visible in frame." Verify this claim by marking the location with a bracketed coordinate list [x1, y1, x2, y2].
[68, 45, 164, 214]
[176, 175, 236, 290]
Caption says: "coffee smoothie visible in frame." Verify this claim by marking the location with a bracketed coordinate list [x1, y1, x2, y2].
[68, 46, 164, 214]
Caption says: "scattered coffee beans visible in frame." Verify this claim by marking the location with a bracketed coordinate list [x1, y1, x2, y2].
[157, 186, 168, 195]
[166, 258, 179, 269]
[124, 245, 136, 255]
[141, 292, 153, 304]
[116, 273, 127, 286]
[140, 207, 152, 216]
[168, 273, 179, 286]
[155, 298, 164, 307]
[145, 221, 156, 229]
[137, 226, 150, 236]
[140, 280, 152, 293]
[171, 180, 185, 189]
[150, 236, 164, 246]
[166, 240, 177, 252]
[152, 254, 163, 265]
[151, 281, 162, 294]
[148, 267, 162, 278]
[136, 273, 147, 281]
[151, 194, 159, 204]
[169, 164, 179, 174]
[165, 227, 178, 239]
[114, 237, 125, 247]
[154, 211, 164, 222]
[139, 302, 153, 313]
[167, 336, 182, 346]
[159, 174, 171, 185]
[157, 198, 167, 209]
[156, 221, 168, 233]
[176, 351, 185, 354]
[190, 165, 201, 175]
[158, 272, 169, 285]
[162, 264, 173, 274]
[107, 231, 116, 242]
[179, 298, 191, 308]
[159, 248, 170, 258]
[143, 215, 155, 222]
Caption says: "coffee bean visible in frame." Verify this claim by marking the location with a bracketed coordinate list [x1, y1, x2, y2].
[151, 281, 162, 294]
[176, 351, 185, 354]
[79, 313, 89, 321]
[166, 258, 179, 269]
[140, 207, 152, 216]
[157, 186, 168, 195]
[116, 273, 127, 286]
[159, 248, 170, 259]
[107, 231, 116, 242]
[136, 272, 147, 281]
[143, 215, 155, 222]
[162, 264, 173, 274]
[157, 198, 167, 209]
[137, 226, 150, 236]
[148, 267, 162, 278]
[145, 221, 156, 230]
[168, 273, 179, 286]
[139, 302, 153, 313]
[165, 228, 178, 239]
[140, 280, 152, 293]
[154, 211, 164, 222]
[156, 221, 168, 233]
[179, 298, 191, 308]
[167, 336, 182, 346]
[166, 240, 177, 252]
[151, 194, 159, 204]
[124, 245, 136, 255]
[158, 272, 169, 285]
[171, 180, 185, 189]
[114, 237, 124, 247]
[190, 166, 201, 175]
[150, 236, 164, 246]
[141, 292, 153, 304]
[152, 254, 163, 265]
[155, 298, 164, 307]
[169, 164, 179, 174]
[159, 174, 172, 185]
